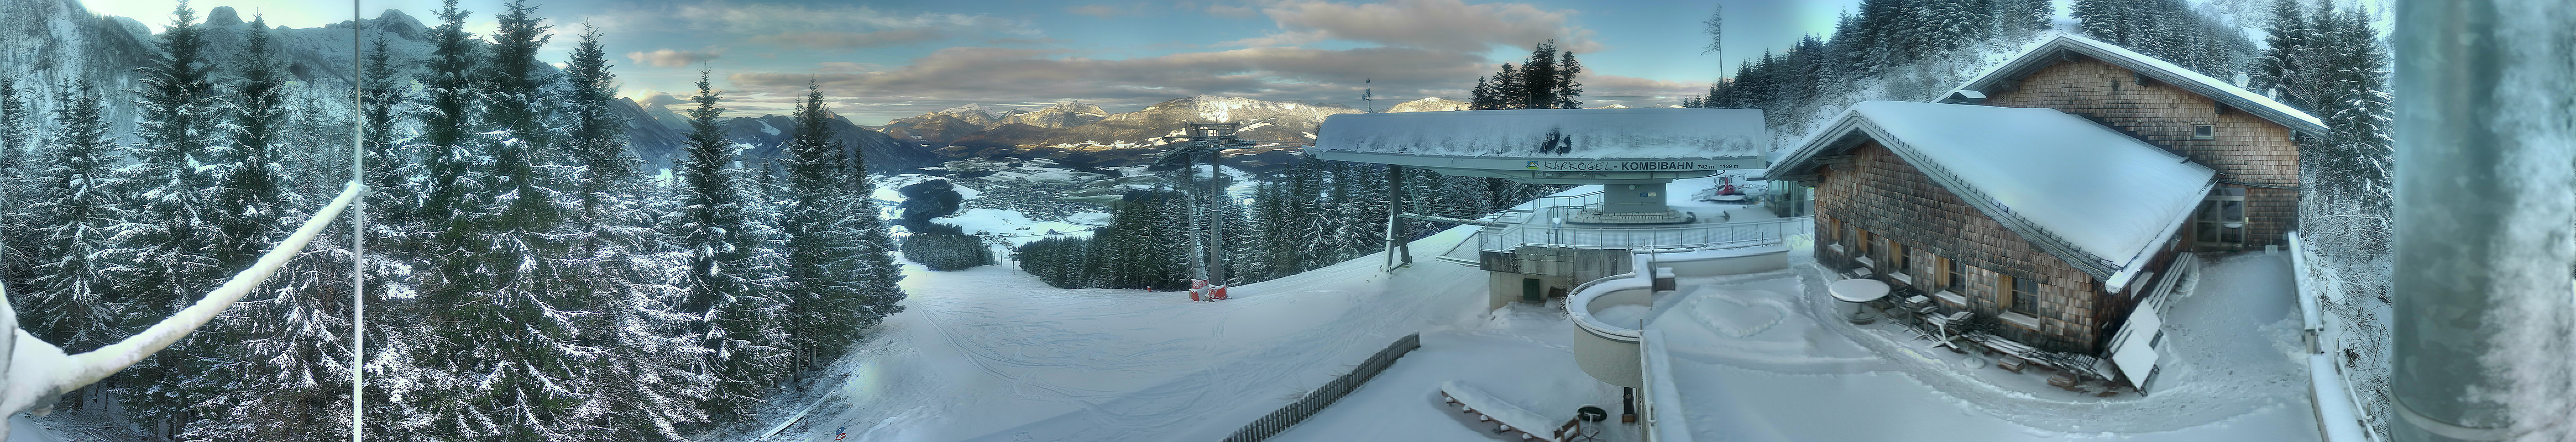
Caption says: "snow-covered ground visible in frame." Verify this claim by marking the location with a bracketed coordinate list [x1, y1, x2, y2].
[1261, 306, 1638, 442]
[1649, 250, 2319, 441]
[758, 226, 1498, 441]
[743, 182, 2319, 441]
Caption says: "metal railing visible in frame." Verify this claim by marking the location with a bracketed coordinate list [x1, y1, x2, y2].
[2287, 233, 2380, 442]
[1479, 217, 1810, 252]
[1221, 333, 1424, 442]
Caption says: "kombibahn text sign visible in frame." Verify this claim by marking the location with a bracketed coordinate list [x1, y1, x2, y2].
[1525, 160, 1720, 171]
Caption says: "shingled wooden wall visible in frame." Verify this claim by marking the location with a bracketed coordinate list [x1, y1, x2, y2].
[1979, 55, 2301, 249]
[1813, 141, 2110, 354]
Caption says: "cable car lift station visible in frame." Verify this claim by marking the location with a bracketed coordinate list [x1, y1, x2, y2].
[1313, 108, 1803, 308]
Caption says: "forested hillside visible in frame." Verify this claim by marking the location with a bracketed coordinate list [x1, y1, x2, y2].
[0, 1, 907, 440]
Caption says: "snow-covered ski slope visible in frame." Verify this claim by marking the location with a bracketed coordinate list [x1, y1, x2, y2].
[785, 226, 1492, 441]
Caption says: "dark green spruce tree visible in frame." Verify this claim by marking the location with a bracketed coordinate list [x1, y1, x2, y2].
[1468, 41, 1582, 110]
[557, 23, 704, 442]
[667, 71, 788, 420]
[185, 15, 345, 442]
[0, 72, 32, 292]
[390, 1, 494, 439]
[462, 1, 598, 438]
[23, 80, 124, 412]
[113, 2, 223, 435]
[779, 82, 889, 372]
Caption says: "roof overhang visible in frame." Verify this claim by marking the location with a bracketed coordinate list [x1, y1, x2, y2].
[1955, 33, 2329, 136]
[1771, 103, 2216, 291]
[1315, 149, 1760, 184]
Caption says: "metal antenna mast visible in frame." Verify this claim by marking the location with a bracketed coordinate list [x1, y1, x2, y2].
[1363, 78, 1375, 113]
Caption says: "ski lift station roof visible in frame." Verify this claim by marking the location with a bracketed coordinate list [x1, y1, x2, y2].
[1312, 108, 1769, 183]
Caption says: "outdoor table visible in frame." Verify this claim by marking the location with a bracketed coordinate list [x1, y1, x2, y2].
[1829, 278, 1890, 324]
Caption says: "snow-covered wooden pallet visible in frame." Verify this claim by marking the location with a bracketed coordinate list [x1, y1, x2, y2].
[1438, 380, 1569, 441]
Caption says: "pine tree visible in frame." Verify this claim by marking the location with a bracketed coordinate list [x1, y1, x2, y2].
[1473, 64, 1521, 110]
[1996, 0, 2055, 37]
[2317, 6, 2391, 204]
[1913, 0, 1998, 54]
[2072, 0, 2129, 45]
[0, 72, 28, 161]
[0, 72, 33, 292]
[184, 18, 331, 440]
[415, 0, 483, 238]
[209, 14, 297, 272]
[1552, 49, 1583, 109]
[25, 79, 123, 371]
[1519, 42, 1561, 110]
[1468, 76, 1499, 110]
[359, 36, 414, 227]
[114, 2, 226, 434]
[481, 0, 554, 152]
[452, 2, 599, 435]
[550, 25, 701, 440]
[398, 2, 507, 439]
[2253, 0, 2321, 111]
[564, 24, 631, 228]
[1465, 41, 1583, 110]
[667, 71, 787, 419]
[778, 82, 870, 371]
[838, 121, 904, 345]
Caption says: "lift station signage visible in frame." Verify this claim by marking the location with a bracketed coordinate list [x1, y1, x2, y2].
[1525, 160, 1731, 171]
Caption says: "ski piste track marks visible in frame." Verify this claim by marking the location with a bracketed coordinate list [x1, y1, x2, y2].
[849, 226, 1484, 442]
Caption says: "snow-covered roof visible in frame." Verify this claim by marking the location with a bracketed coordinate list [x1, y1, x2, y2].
[1955, 33, 2327, 136]
[1315, 108, 1768, 159]
[1771, 101, 2216, 291]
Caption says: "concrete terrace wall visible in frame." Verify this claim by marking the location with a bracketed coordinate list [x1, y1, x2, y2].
[1978, 55, 2301, 249]
[1814, 141, 2109, 354]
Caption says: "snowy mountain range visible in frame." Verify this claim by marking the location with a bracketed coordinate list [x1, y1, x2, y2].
[1385, 97, 1469, 113]
[877, 95, 1479, 171]
[1, 0, 1467, 176]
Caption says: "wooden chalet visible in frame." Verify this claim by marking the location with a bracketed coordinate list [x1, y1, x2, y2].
[1768, 34, 2324, 355]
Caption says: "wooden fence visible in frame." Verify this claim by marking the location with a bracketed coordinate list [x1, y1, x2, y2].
[1220, 333, 1423, 442]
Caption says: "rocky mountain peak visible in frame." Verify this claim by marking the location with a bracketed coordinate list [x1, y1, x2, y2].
[1003, 102, 1111, 128]
[1385, 97, 1468, 113]
[206, 6, 243, 27]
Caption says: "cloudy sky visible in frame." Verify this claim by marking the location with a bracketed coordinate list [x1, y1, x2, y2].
[88, 0, 1868, 124]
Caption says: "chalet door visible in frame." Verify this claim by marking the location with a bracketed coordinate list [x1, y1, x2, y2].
[2195, 186, 2248, 249]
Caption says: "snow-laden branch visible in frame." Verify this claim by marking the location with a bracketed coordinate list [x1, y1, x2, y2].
[1, 181, 364, 436]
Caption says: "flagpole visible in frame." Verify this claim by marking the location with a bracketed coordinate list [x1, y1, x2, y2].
[349, 2, 367, 441]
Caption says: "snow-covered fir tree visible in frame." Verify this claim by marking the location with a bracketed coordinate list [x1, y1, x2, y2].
[0, 71, 33, 293]
[836, 114, 905, 346]
[207, 14, 296, 274]
[22, 80, 123, 412]
[778, 82, 873, 371]
[666, 71, 789, 420]
[182, 17, 346, 441]
[112, 2, 227, 435]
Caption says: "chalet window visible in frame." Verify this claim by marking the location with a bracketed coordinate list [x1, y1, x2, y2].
[1946, 258, 1966, 292]
[2009, 276, 2039, 317]
[2197, 186, 2249, 246]
[1858, 230, 1875, 258]
[1892, 243, 1910, 273]
[2192, 124, 2216, 140]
